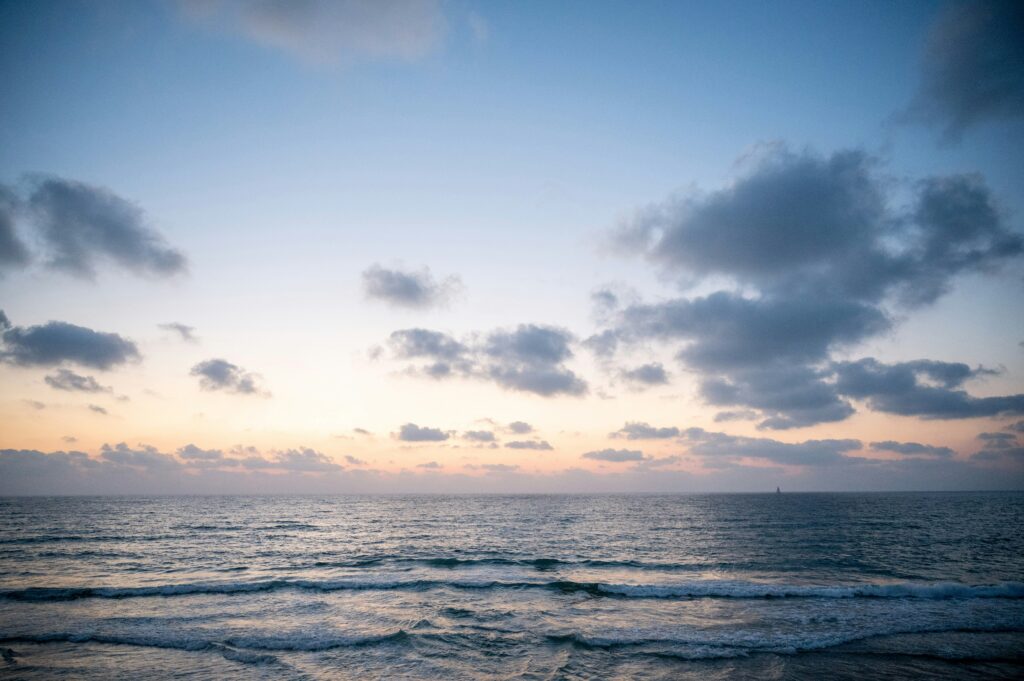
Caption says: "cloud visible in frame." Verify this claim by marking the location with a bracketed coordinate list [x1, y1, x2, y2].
[27, 176, 186, 279]
[601, 147, 1023, 428]
[682, 428, 864, 467]
[0, 185, 29, 273]
[190, 358, 268, 396]
[833, 358, 1024, 419]
[88, 404, 108, 415]
[1, 319, 140, 370]
[385, 324, 588, 397]
[505, 440, 553, 451]
[463, 430, 496, 442]
[62, 436, 77, 443]
[582, 448, 645, 462]
[101, 443, 178, 469]
[0, 310, 9, 330]
[508, 421, 533, 434]
[611, 422, 679, 440]
[44, 368, 111, 393]
[903, 0, 1024, 139]
[176, 444, 224, 461]
[870, 441, 955, 458]
[396, 423, 449, 442]
[23, 399, 45, 410]
[362, 264, 462, 309]
[972, 431, 1024, 463]
[345, 454, 366, 465]
[620, 363, 669, 387]
[159, 322, 197, 342]
[1008, 420, 1024, 434]
[417, 461, 441, 469]
[266, 448, 343, 472]
[181, 0, 447, 64]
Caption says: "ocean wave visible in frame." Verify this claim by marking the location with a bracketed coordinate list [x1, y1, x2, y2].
[3, 578, 1023, 602]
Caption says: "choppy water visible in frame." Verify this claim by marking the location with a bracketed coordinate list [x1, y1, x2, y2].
[1, 493, 1022, 679]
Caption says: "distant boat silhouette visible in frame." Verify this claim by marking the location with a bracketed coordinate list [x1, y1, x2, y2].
[776, 486, 781, 494]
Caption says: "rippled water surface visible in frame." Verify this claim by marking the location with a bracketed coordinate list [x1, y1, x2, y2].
[1, 493, 1022, 679]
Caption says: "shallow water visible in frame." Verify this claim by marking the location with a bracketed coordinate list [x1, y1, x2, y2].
[1, 493, 1022, 679]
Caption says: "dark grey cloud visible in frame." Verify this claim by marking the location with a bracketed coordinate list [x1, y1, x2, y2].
[904, 0, 1024, 138]
[611, 422, 679, 440]
[354, 428, 372, 436]
[0, 310, 10, 330]
[1, 319, 140, 370]
[582, 448, 645, 462]
[870, 441, 955, 458]
[345, 454, 366, 465]
[833, 358, 1024, 419]
[600, 147, 1023, 428]
[0, 185, 29, 273]
[363, 264, 461, 309]
[972, 431, 1024, 463]
[268, 448, 343, 472]
[396, 423, 449, 442]
[1008, 420, 1024, 434]
[88, 404, 108, 415]
[682, 428, 863, 467]
[190, 358, 267, 396]
[181, 0, 446, 64]
[463, 430, 496, 442]
[44, 368, 111, 393]
[159, 323, 197, 342]
[28, 177, 186, 279]
[385, 324, 587, 397]
[508, 421, 533, 434]
[620, 363, 669, 387]
[713, 410, 759, 423]
[505, 440, 553, 451]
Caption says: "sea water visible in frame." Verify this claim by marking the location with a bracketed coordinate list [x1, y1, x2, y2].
[1, 493, 1022, 679]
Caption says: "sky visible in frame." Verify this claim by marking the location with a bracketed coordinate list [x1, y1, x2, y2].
[1, 0, 1023, 494]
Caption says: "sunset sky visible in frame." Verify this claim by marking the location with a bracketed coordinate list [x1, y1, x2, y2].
[1, 0, 1022, 493]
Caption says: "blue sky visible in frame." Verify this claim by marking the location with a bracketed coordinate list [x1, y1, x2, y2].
[1, 0, 1023, 493]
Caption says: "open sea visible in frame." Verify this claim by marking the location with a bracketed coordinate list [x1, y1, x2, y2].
[0, 493, 1022, 679]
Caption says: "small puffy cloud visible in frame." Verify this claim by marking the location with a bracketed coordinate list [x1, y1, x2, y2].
[176, 444, 224, 461]
[582, 448, 645, 462]
[463, 430, 495, 442]
[159, 323, 197, 342]
[508, 421, 533, 434]
[396, 423, 449, 442]
[181, 0, 447, 65]
[1, 319, 140, 370]
[272, 448, 343, 472]
[505, 440, 553, 450]
[101, 443, 178, 469]
[869, 441, 955, 458]
[417, 461, 442, 469]
[479, 463, 518, 473]
[88, 404, 108, 415]
[62, 436, 77, 443]
[28, 176, 186, 279]
[363, 264, 461, 309]
[384, 324, 587, 397]
[190, 358, 268, 396]
[44, 368, 111, 393]
[904, 0, 1024, 138]
[620, 363, 669, 387]
[611, 422, 679, 440]
[0, 185, 29, 274]
[345, 454, 366, 465]
[977, 432, 1019, 450]
[23, 399, 45, 410]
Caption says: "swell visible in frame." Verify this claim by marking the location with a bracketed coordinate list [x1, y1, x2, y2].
[3, 625, 1022, 665]
[3, 578, 1023, 602]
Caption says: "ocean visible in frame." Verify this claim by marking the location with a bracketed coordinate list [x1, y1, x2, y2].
[0, 493, 1022, 679]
